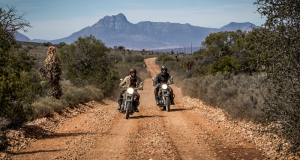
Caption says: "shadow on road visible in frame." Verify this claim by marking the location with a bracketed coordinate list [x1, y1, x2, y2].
[169, 108, 190, 112]
[21, 125, 95, 140]
[43, 132, 94, 139]
[129, 115, 165, 119]
[9, 149, 64, 155]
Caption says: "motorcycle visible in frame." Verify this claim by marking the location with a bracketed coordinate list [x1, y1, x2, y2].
[119, 79, 143, 119]
[153, 77, 175, 112]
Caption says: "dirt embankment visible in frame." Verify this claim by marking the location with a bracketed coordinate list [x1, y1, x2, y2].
[5, 57, 266, 160]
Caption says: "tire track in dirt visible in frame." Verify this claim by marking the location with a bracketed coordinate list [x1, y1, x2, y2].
[175, 98, 265, 160]
[144, 58, 216, 159]
[126, 79, 182, 160]
[143, 57, 265, 160]
[84, 111, 139, 159]
[10, 100, 135, 160]
[10, 57, 265, 160]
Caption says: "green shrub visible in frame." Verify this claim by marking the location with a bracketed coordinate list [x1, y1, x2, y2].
[157, 55, 174, 63]
[32, 97, 58, 119]
[43, 42, 53, 46]
[133, 55, 145, 63]
[109, 53, 123, 62]
[208, 55, 241, 75]
[157, 55, 167, 61]
[27, 46, 33, 49]
[0, 6, 38, 151]
[58, 35, 118, 96]
[253, 0, 300, 152]
[57, 42, 67, 48]
[125, 55, 144, 63]
[0, 27, 41, 127]
[63, 84, 103, 106]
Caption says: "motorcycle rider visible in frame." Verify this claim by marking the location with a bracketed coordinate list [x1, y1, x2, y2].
[153, 66, 175, 105]
[117, 68, 143, 112]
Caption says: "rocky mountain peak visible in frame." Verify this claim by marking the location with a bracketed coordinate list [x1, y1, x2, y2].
[93, 13, 129, 29]
[220, 22, 256, 31]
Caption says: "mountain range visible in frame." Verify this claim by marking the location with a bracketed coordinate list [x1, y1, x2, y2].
[17, 13, 257, 50]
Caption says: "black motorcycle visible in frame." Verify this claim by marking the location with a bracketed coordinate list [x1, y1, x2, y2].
[154, 81, 175, 112]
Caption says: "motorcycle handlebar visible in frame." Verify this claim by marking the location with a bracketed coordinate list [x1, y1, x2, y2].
[157, 82, 172, 86]
[120, 86, 141, 90]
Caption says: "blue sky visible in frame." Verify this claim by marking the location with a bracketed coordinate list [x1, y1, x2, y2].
[0, 0, 265, 40]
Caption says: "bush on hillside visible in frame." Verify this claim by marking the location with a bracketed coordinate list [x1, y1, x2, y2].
[125, 55, 144, 63]
[43, 42, 53, 46]
[253, 0, 300, 153]
[0, 6, 39, 151]
[208, 55, 241, 75]
[182, 73, 266, 121]
[58, 35, 118, 96]
[108, 53, 123, 63]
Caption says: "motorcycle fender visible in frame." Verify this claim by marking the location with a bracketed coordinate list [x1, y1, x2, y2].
[163, 90, 170, 96]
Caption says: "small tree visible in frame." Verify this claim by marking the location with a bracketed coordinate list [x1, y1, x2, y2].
[117, 46, 125, 51]
[44, 46, 62, 99]
[254, 0, 300, 154]
[0, 6, 31, 33]
[59, 35, 118, 95]
[57, 42, 67, 48]
[0, 6, 39, 151]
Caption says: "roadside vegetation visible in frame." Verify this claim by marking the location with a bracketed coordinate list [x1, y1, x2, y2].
[1, 0, 299, 156]
[156, 0, 300, 155]
[0, 6, 152, 151]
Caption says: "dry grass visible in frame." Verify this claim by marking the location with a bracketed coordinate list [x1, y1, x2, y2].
[31, 84, 103, 120]
[182, 73, 267, 121]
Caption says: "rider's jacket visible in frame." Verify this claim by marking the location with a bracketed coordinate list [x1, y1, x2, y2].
[153, 73, 173, 86]
[120, 75, 142, 88]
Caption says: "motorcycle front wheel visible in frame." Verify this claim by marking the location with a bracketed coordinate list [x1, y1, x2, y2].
[166, 97, 170, 112]
[125, 101, 131, 119]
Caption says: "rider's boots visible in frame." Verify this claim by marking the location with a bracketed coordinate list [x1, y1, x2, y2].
[171, 99, 175, 105]
[170, 93, 175, 105]
[117, 99, 122, 110]
[133, 101, 139, 112]
[155, 97, 159, 105]
[135, 107, 139, 112]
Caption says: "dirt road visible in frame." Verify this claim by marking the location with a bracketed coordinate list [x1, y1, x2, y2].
[10, 58, 264, 160]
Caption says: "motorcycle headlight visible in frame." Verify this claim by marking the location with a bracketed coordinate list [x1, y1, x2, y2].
[127, 88, 134, 94]
[162, 84, 168, 89]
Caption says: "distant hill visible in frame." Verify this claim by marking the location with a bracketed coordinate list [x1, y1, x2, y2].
[152, 47, 202, 54]
[30, 13, 257, 49]
[31, 39, 48, 43]
[15, 31, 31, 42]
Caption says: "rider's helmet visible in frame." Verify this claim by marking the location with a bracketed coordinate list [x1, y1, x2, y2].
[129, 68, 137, 75]
[161, 66, 167, 73]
